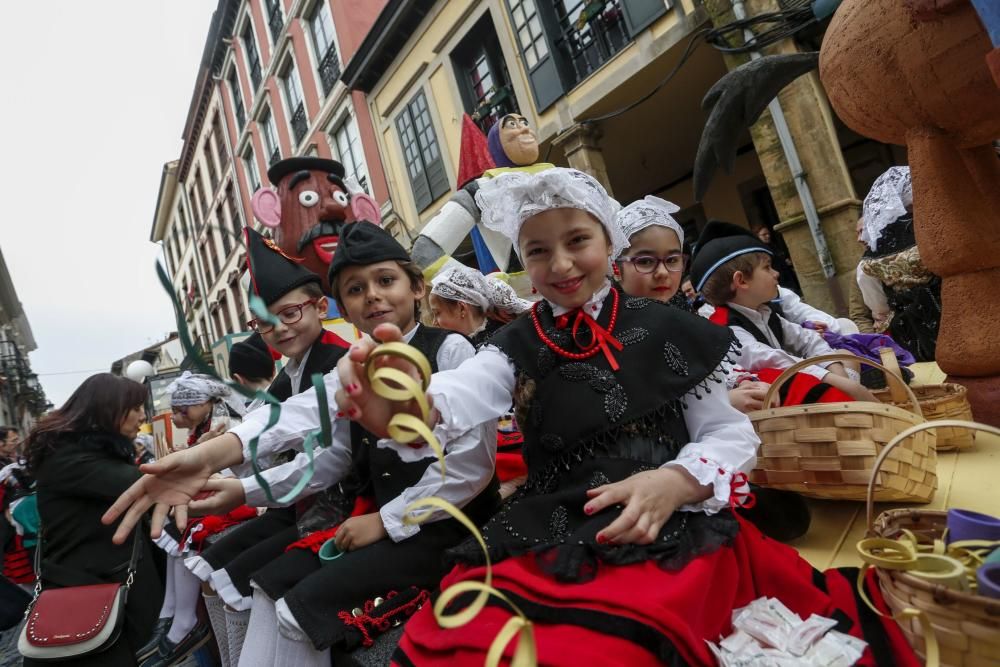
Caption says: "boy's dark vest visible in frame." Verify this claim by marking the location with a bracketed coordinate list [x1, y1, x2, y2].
[352, 326, 499, 522]
[266, 330, 350, 402]
[709, 304, 785, 349]
[490, 289, 737, 491]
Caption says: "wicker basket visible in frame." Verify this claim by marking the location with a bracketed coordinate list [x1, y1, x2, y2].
[865, 420, 1000, 666]
[749, 353, 938, 502]
[874, 349, 976, 451]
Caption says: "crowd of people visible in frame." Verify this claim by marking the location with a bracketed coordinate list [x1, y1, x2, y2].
[3, 163, 937, 666]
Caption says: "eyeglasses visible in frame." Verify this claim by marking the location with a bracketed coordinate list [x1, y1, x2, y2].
[247, 298, 319, 334]
[617, 253, 685, 274]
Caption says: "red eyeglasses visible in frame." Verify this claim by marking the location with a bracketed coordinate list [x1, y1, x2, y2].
[247, 298, 320, 334]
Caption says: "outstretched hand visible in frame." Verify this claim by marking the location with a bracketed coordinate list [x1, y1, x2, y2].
[583, 467, 709, 545]
[102, 447, 215, 544]
[335, 323, 433, 437]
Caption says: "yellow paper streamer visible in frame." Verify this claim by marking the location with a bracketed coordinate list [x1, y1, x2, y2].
[364, 341, 538, 667]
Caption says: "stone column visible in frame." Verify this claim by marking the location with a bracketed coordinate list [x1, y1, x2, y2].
[553, 123, 615, 196]
[703, 0, 862, 316]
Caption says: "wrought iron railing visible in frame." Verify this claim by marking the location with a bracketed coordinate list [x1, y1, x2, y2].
[317, 47, 341, 95]
[552, 0, 631, 87]
[290, 104, 308, 144]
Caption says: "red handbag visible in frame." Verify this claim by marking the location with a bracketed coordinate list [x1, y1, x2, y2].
[18, 528, 139, 661]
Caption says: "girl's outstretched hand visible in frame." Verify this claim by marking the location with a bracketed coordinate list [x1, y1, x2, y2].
[335, 323, 434, 437]
[583, 467, 710, 545]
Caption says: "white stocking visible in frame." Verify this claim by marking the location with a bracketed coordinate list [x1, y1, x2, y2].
[203, 592, 230, 666]
[158, 554, 176, 619]
[166, 555, 202, 644]
[237, 590, 278, 667]
[225, 607, 251, 666]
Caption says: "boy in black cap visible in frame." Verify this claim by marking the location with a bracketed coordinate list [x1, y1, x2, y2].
[178, 227, 353, 667]
[227, 333, 276, 409]
[689, 220, 875, 402]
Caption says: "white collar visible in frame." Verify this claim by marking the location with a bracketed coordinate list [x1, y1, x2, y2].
[549, 280, 612, 318]
[284, 346, 312, 378]
[402, 323, 419, 343]
[728, 302, 772, 320]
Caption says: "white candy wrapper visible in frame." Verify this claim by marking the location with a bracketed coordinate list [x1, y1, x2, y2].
[708, 597, 867, 666]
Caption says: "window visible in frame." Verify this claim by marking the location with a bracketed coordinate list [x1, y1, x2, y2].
[242, 22, 262, 91]
[395, 91, 450, 211]
[206, 231, 221, 276]
[225, 183, 243, 233]
[508, 0, 549, 69]
[265, 0, 284, 43]
[189, 186, 204, 228]
[206, 147, 219, 192]
[308, 1, 340, 95]
[219, 291, 234, 334]
[452, 16, 520, 132]
[229, 279, 247, 326]
[260, 108, 281, 168]
[194, 168, 209, 218]
[329, 115, 369, 194]
[243, 145, 261, 192]
[212, 307, 225, 341]
[228, 70, 247, 129]
[282, 61, 308, 144]
[553, 0, 630, 84]
[200, 316, 213, 346]
[199, 241, 214, 285]
[213, 114, 229, 168]
[217, 204, 233, 257]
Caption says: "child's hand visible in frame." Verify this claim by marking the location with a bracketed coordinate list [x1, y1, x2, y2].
[729, 381, 771, 413]
[811, 322, 828, 334]
[583, 467, 708, 545]
[334, 512, 387, 552]
[826, 362, 848, 378]
[196, 423, 228, 445]
[189, 477, 247, 517]
[336, 324, 433, 438]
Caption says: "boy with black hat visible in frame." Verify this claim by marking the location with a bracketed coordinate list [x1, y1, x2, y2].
[227, 333, 276, 411]
[689, 220, 875, 402]
[177, 228, 353, 667]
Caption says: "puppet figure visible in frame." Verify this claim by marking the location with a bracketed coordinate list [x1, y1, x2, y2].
[411, 113, 554, 280]
[251, 157, 381, 291]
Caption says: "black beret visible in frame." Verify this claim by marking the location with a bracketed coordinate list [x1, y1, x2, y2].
[327, 222, 410, 285]
[229, 332, 275, 380]
[688, 220, 772, 291]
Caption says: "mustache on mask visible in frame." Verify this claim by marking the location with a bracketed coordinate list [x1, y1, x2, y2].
[297, 221, 344, 253]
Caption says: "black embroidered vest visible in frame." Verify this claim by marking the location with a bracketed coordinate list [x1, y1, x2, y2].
[489, 288, 738, 491]
[712, 304, 786, 350]
[266, 331, 349, 403]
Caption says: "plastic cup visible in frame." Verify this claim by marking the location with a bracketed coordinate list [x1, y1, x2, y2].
[946, 509, 1000, 544]
[319, 537, 342, 565]
[977, 563, 1000, 599]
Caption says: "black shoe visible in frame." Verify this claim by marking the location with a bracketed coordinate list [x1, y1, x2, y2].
[139, 621, 212, 667]
[136, 618, 172, 662]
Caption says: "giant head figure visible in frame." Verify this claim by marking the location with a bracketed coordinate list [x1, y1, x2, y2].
[487, 113, 540, 168]
[251, 157, 380, 290]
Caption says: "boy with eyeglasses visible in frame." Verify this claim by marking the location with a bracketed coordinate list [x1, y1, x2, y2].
[168, 228, 353, 667]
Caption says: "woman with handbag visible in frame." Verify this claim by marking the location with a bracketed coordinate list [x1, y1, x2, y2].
[21, 373, 162, 665]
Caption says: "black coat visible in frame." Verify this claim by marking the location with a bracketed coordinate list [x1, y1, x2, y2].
[25, 431, 163, 667]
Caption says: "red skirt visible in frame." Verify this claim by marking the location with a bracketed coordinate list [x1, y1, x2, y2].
[394, 516, 916, 666]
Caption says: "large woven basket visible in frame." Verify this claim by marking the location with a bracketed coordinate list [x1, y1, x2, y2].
[749, 353, 938, 502]
[873, 349, 976, 451]
[865, 421, 1000, 666]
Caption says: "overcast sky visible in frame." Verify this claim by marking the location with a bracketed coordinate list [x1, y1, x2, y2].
[0, 2, 217, 407]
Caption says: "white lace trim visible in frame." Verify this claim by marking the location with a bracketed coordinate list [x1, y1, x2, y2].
[664, 452, 747, 515]
[615, 195, 684, 253]
[861, 166, 911, 251]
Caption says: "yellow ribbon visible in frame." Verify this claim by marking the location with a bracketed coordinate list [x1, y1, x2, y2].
[365, 341, 538, 667]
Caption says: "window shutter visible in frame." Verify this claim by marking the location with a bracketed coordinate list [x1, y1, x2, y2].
[620, 0, 670, 37]
[396, 106, 432, 211]
[505, 0, 566, 111]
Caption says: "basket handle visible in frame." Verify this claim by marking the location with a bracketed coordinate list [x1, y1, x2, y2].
[877, 348, 909, 404]
[865, 420, 1000, 530]
[760, 353, 922, 418]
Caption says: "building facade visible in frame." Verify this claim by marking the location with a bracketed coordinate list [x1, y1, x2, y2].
[343, 0, 905, 313]
[152, 0, 394, 352]
[0, 247, 47, 430]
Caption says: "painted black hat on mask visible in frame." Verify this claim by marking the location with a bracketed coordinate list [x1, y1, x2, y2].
[244, 226, 322, 306]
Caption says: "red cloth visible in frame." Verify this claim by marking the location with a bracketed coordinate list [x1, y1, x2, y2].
[3, 535, 34, 584]
[284, 495, 378, 553]
[320, 329, 351, 349]
[393, 516, 919, 666]
[753, 367, 853, 405]
[456, 114, 496, 188]
[496, 431, 527, 482]
[185, 505, 257, 551]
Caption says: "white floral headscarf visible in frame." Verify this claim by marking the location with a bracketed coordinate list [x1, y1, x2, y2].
[166, 371, 245, 416]
[615, 196, 684, 258]
[475, 168, 626, 260]
[861, 166, 912, 251]
[431, 265, 530, 314]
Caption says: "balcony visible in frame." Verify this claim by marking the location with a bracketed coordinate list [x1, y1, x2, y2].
[553, 0, 631, 87]
[317, 47, 342, 96]
[290, 103, 308, 144]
